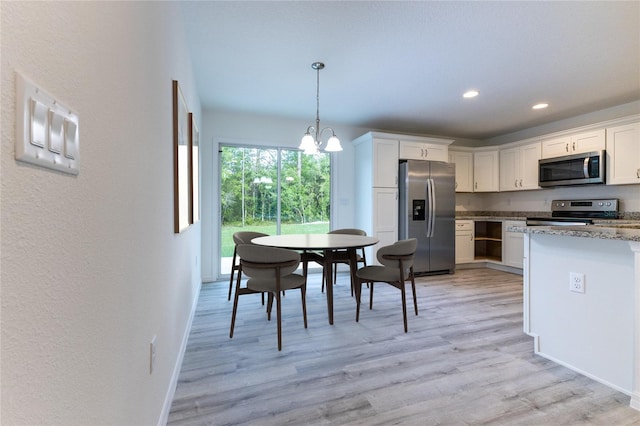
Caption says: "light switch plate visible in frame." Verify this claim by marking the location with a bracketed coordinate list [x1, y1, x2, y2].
[15, 71, 79, 175]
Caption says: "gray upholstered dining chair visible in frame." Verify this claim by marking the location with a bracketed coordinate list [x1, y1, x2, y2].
[230, 244, 308, 351]
[321, 228, 368, 294]
[355, 238, 418, 333]
[228, 231, 268, 301]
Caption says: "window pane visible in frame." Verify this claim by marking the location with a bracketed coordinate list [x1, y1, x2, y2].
[219, 146, 330, 275]
[280, 149, 330, 234]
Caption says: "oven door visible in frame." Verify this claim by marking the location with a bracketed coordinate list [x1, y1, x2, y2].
[538, 150, 605, 187]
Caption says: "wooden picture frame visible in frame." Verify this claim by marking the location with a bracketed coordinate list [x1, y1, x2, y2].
[189, 112, 200, 224]
[173, 80, 190, 233]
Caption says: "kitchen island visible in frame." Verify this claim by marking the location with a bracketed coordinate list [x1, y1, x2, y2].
[510, 223, 640, 411]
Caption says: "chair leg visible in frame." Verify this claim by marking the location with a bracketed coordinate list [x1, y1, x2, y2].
[401, 286, 408, 333]
[321, 267, 326, 292]
[369, 282, 374, 310]
[228, 251, 238, 301]
[301, 286, 308, 329]
[229, 269, 242, 338]
[411, 277, 418, 315]
[276, 290, 282, 351]
[355, 279, 362, 322]
[266, 293, 274, 320]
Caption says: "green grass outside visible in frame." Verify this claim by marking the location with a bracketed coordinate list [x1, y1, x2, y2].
[221, 222, 329, 257]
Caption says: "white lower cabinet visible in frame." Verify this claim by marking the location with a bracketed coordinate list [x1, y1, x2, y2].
[455, 220, 474, 264]
[456, 219, 524, 270]
[503, 221, 525, 268]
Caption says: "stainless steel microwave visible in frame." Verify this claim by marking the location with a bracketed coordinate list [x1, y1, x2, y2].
[538, 150, 605, 187]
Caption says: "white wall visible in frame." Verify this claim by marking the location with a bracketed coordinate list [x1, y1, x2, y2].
[1, 3, 201, 425]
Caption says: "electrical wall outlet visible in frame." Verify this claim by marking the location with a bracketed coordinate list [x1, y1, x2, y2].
[569, 272, 585, 293]
[150, 336, 157, 374]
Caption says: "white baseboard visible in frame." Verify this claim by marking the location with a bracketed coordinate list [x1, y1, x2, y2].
[157, 280, 202, 426]
[534, 349, 632, 397]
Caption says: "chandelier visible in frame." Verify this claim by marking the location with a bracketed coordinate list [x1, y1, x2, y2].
[298, 62, 342, 155]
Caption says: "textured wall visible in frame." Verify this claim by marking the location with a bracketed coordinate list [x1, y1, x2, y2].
[1, 2, 201, 425]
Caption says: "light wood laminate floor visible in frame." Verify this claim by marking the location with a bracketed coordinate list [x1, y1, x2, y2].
[168, 269, 640, 425]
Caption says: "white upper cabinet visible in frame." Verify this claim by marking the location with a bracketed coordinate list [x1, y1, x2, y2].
[474, 150, 499, 192]
[399, 139, 450, 162]
[449, 150, 474, 192]
[541, 129, 605, 158]
[606, 122, 640, 185]
[372, 138, 399, 188]
[499, 142, 541, 191]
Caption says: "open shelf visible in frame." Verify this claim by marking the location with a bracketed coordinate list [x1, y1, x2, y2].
[474, 221, 502, 262]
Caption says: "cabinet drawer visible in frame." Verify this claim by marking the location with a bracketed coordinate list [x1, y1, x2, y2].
[455, 220, 473, 231]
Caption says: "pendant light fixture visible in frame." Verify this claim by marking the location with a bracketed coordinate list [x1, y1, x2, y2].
[299, 62, 342, 155]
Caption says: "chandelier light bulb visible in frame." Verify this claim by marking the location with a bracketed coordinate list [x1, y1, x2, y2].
[325, 135, 342, 152]
[298, 132, 315, 151]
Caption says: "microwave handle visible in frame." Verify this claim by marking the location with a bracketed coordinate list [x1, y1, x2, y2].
[583, 157, 590, 178]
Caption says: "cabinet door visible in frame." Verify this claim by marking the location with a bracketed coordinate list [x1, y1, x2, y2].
[606, 123, 640, 185]
[371, 188, 398, 265]
[449, 151, 473, 192]
[572, 129, 605, 154]
[499, 147, 519, 191]
[503, 221, 525, 269]
[373, 139, 399, 188]
[542, 135, 571, 158]
[520, 142, 541, 190]
[422, 143, 448, 162]
[398, 141, 423, 160]
[455, 221, 474, 263]
[399, 141, 448, 162]
[474, 151, 499, 192]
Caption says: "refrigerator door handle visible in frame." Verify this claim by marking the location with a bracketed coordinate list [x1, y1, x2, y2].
[425, 178, 434, 238]
[429, 178, 436, 238]
[424, 178, 431, 238]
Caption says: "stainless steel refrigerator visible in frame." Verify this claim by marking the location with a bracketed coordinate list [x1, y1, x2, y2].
[399, 160, 455, 274]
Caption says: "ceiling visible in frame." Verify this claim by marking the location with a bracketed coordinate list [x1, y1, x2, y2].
[181, 1, 640, 141]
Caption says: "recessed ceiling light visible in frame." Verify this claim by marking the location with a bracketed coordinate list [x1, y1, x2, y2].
[532, 103, 549, 110]
[463, 90, 479, 98]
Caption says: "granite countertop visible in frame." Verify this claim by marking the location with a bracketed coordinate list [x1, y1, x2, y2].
[508, 223, 640, 242]
[456, 211, 640, 242]
[456, 215, 527, 221]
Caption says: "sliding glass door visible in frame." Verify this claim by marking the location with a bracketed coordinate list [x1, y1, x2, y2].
[219, 145, 331, 275]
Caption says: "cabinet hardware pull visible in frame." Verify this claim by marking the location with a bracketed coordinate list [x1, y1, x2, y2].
[637, 168, 640, 179]
[519, 179, 523, 187]
[565, 143, 569, 152]
[470, 235, 473, 241]
[475, 182, 478, 189]
[572, 142, 576, 151]
[514, 179, 517, 187]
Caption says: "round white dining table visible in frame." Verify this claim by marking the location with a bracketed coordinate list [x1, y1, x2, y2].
[252, 233, 379, 325]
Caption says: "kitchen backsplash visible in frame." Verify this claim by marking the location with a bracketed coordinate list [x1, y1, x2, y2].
[456, 184, 640, 215]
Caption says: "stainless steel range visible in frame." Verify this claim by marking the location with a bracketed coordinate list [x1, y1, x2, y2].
[526, 198, 619, 226]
